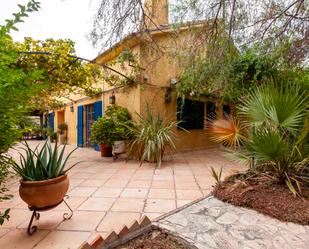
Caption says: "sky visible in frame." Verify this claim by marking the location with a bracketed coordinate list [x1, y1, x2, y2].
[0, 0, 102, 60]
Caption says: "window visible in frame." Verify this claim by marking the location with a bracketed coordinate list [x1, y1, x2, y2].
[177, 98, 205, 130]
[206, 102, 216, 120]
[223, 104, 231, 118]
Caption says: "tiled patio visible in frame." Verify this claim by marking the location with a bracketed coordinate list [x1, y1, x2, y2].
[0, 141, 245, 249]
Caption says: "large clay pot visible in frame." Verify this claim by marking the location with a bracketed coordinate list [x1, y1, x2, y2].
[100, 144, 113, 157]
[19, 174, 69, 209]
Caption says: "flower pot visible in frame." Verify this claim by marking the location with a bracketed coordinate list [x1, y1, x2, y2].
[59, 134, 66, 144]
[113, 140, 126, 154]
[19, 174, 69, 209]
[100, 144, 113, 157]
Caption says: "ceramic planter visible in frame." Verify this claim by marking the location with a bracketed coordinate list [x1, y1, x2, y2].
[59, 134, 66, 144]
[100, 143, 113, 157]
[113, 140, 126, 154]
[19, 174, 69, 209]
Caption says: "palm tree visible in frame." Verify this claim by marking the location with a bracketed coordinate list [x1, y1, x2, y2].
[208, 82, 309, 194]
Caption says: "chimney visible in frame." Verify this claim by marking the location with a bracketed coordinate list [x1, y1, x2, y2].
[143, 0, 169, 29]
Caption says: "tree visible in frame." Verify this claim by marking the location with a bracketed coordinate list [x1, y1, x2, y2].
[0, 0, 101, 225]
[90, 0, 309, 98]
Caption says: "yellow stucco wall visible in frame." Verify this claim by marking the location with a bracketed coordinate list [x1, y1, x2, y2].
[49, 25, 230, 151]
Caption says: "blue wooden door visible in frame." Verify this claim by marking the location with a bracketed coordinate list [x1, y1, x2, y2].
[77, 106, 84, 147]
[49, 113, 55, 132]
[93, 101, 103, 151]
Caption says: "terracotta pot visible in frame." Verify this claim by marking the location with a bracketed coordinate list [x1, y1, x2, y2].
[100, 144, 113, 157]
[19, 174, 69, 209]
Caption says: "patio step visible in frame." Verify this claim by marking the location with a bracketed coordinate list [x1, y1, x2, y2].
[79, 215, 152, 249]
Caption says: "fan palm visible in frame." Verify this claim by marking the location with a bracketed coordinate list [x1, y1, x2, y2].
[208, 82, 309, 194]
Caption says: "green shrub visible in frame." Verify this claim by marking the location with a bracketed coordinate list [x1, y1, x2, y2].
[58, 123, 68, 135]
[91, 105, 133, 145]
[127, 107, 178, 167]
[11, 139, 78, 181]
[208, 82, 309, 195]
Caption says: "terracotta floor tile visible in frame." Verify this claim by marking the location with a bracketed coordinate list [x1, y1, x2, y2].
[104, 179, 128, 188]
[148, 188, 175, 199]
[142, 212, 164, 221]
[174, 175, 196, 182]
[70, 172, 95, 179]
[127, 180, 152, 188]
[69, 178, 85, 187]
[120, 188, 148, 198]
[18, 210, 66, 230]
[0, 228, 10, 238]
[33, 230, 90, 249]
[92, 173, 113, 180]
[176, 189, 203, 200]
[154, 168, 174, 175]
[0, 229, 49, 249]
[1, 209, 31, 228]
[68, 187, 98, 197]
[54, 196, 87, 211]
[97, 212, 141, 233]
[175, 181, 199, 190]
[196, 180, 216, 189]
[111, 198, 145, 212]
[57, 211, 105, 231]
[79, 179, 106, 187]
[93, 187, 123, 198]
[177, 199, 193, 208]
[144, 199, 176, 213]
[151, 180, 175, 189]
[131, 173, 153, 181]
[153, 174, 174, 181]
[78, 197, 116, 211]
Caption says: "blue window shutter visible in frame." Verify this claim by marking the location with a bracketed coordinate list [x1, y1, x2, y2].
[93, 101, 103, 151]
[49, 113, 55, 132]
[77, 106, 84, 147]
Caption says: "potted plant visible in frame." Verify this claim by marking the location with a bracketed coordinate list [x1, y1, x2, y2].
[58, 123, 68, 144]
[127, 106, 179, 167]
[105, 105, 133, 154]
[11, 139, 78, 209]
[91, 117, 114, 157]
[46, 128, 57, 143]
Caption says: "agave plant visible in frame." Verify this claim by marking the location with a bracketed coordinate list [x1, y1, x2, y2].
[128, 107, 178, 167]
[12, 139, 78, 181]
[208, 82, 309, 194]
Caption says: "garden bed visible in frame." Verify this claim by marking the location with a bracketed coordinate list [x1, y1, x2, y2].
[213, 175, 309, 225]
[115, 229, 196, 249]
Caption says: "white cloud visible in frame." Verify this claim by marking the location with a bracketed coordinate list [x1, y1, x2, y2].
[0, 0, 102, 60]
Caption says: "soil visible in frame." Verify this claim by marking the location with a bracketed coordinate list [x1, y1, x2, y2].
[213, 175, 309, 225]
[116, 229, 196, 249]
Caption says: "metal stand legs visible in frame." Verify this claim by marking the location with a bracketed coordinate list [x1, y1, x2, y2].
[27, 210, 40, 235]
[27, 195, 73, 236]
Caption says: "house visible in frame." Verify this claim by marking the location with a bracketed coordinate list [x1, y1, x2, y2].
[48, 0, 232, 151]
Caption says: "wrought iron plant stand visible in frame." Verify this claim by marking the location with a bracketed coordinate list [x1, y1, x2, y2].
[27, 195, 73, 235]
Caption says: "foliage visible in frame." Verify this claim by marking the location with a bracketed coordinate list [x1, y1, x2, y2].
[208, 82, 309, 195]
[58, 123, 68, 135]
[91, 117, 115, 146]
[127, 106, 178, 167]
[104, 51, 142, 88]
[0, 0, 40, 226]
[45, 128, 57, 142]
[12, 139, 78, 181]
[0, 156, 13, 226]
[210, 167, 222, 184]
[91, 105, 133, 146]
